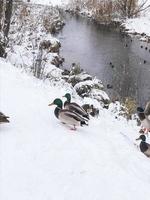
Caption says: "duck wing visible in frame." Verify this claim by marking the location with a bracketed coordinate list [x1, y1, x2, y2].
[146, 142, 150, 148]
[59, 109, 88, 126]
[65, 103, 89, 119]
[60, 109, 87, 121]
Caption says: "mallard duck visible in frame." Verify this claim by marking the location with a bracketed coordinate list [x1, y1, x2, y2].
[137, 101, 150, 133]
[136, 135, 150, 157]
[0, 112, 10, 123]
[48, 98, 88, 130]
[62, 93, 89, 120]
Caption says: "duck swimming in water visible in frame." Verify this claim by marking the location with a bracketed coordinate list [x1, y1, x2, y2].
[136, 135, 150, 157]
[48, 98, 88, 130]
[63, 93, 89, 120]
[137, 101, 150, 133]
[0, 112, 10, 123]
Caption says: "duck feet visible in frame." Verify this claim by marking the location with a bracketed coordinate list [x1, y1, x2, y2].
[70, 125, 77, 131]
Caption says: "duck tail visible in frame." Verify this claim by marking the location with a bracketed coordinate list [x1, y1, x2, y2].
[81, 121, 88, 126]
[83, 114, 90, 120]
[1, 118, 10, 123]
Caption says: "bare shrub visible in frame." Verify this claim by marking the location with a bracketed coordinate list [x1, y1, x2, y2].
[115, 0, 139, 18]
[93, 1, 113, 22]
[122, 97, 137, 119]
[69, 0, 150, 20]
[19, 5, 30, 21]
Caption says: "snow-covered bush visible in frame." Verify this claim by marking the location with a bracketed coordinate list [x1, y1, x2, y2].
[6, 2, 65, 78]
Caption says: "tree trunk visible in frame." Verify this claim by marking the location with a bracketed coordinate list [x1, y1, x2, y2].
[0, 0, 5, 57]
[0, 0, 4, 31]
[3, 0, 13, 39]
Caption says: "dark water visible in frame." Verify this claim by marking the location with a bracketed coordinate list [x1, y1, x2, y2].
[57, 14, 150, 107]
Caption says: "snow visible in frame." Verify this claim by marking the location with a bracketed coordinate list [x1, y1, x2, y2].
[1, 59, 150, 200]
[28, 0, 69, 6]
[74, 78, 103, 90]
[124, 16, 150, 37]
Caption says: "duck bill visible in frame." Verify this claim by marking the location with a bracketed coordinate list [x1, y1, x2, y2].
[136, 137, 141, 141]
[48, 103, 54, 106]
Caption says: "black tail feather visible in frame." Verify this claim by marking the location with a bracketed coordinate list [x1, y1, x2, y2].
[83, 114, 90, 120]
[81, 121, 88, 126]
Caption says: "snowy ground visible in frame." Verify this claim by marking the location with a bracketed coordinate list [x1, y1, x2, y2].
[124, 16, 150, 37]
[28, 0, 69, 6]
[1, 59, 150, 200]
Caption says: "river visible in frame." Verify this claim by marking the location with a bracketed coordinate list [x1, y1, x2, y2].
[57, 14, 150, 107]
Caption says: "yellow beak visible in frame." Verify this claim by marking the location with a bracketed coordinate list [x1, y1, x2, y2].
[48, 103, 54, 106]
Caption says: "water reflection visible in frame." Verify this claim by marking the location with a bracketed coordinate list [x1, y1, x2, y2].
[57, 14, 150, 107]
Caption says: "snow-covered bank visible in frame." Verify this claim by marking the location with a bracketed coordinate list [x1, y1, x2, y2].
[124, 16, 150, 38]
[123, 17, 150, 41]
[123, 0, 150, 41]
[1, 59, 150, 200]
